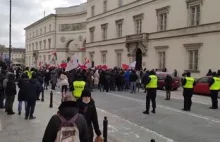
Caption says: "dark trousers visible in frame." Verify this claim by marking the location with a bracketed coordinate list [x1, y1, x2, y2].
[146, 89, 157, 112]
[210, 90, 218, 108]
[51, 84, 56, 90]
[0, 92, 5, 108]
[25, 100, 36, 118]
[183, 89, 193, 110]
[5, 95, 15, 112]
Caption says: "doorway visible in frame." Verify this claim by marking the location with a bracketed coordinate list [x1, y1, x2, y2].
[135, 48, 142, 70]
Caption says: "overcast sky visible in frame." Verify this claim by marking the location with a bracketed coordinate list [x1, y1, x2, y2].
[0, 0, 86, 48]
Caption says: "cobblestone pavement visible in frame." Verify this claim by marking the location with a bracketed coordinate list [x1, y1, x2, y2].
[0, 88, 220, 142]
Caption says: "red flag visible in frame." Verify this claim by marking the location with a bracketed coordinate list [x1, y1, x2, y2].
[122, 64, 129, 70]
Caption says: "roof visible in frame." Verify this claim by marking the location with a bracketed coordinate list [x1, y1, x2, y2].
[24, 14, 56, 30]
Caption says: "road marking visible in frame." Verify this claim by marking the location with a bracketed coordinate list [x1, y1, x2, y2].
[97, 108, 175, 142]
[105, 92, 220, 124]
[0, 119, 2, 132]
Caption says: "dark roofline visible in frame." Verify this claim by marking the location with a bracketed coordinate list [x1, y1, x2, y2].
[24, 14, 56, 30]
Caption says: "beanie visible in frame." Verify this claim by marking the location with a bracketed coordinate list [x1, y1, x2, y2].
[81, 89, 91, 97]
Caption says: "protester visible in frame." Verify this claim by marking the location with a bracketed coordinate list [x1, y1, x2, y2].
[25, 73, 41, 120]
[165, 74, 173, 100]
[0, 73, 5, 109]
[50, 69, 57, 90]
[57, 71, 69, 101]
[5, 74, 16, 115]
[44, 69, 50, 90]
[17, 73, 29, 115]
[129, 70, 138, 94]
[77, 89, 102, 142]
[43, 95, 89, 142]
[94, 70, 100, 89]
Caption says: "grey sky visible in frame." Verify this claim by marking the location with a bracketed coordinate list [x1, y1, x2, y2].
[0, 0, 86, 48]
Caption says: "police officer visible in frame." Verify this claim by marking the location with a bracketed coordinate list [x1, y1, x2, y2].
[143, 70, 158, 115]
[182, 72, 196, 111]
[23, 67, 33, 79]
[72, 75, 86, 100]
[209, 72, 220, 109]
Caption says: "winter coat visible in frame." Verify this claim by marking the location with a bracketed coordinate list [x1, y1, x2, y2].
[44, 72, 51, 82]
[57, 74, 69, 87]
[93, 72, 99, 85]
[26, 79, 41, 101]
[5, 75, 16, 96]
[129, 72, 138, 82]
[77, 99, 101, 139]
[17, 78, 29, 101]
[43, 101, 89, 142]
[50, 70, 57, 85]
[124, 71, 130, 81]
[165, 76, 173, 90]
[3, 72, 13, 89]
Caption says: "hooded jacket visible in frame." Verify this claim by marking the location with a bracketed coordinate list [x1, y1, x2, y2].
[17, 78, 29, 101]
[5, 74, 16, 96]
[3, 72, 13, 89]
[26, 79, 41, 101]
[77, 99, 101, 138]
[43, 101, 89, 142]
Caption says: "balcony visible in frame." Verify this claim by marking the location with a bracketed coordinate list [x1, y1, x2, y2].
[126, 33, 149, 43]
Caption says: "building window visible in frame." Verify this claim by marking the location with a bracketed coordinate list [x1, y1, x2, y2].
[186, 0, 202, 26]
[49, 24, 51, 32]
[33, 32, 34, 37]
[48, 55, 51, 61]
[133, 14, 144, 34]
[29, 33, 31, 38]
[36, 42, 38, 50]
[91, 6, 95, 16]
[156, 6, 170, 31]
[44, 26, 46, 34]
[32, 43, 34, 51]
[101, 24, 108, 40]
[89, 27, 95, 42]
[118, 0, 123, 7]
[39, 41, 42, 49]
[184, 43, 202, 71]
[188, 50, 198, 70]
[158, 52, 166, 69]
[48, 39, 51, 49]
[36, 30, 38, 36]
[116, 19, 123, 38]
[116, 52, 122, 67]
[44, 40, 46, 49]
[40, 29, 42, 35]
[43, 55, 46, 63]
[101, 52, 107, 64]
[190, 5, 200, 26]
[89, 52, 94, 62]
[103, 0, 107, 12]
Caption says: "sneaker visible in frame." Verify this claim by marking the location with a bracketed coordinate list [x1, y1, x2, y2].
[18, 112, 21, 115]
[143, 111, 149, 114]
[25, 117, 28, 120]
[182, 108, 187, 111]
[29, 116, 36, 120]
[151, 110, 156, 114]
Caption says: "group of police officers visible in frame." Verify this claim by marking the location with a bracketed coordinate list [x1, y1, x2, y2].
[143, 70, 219, 115]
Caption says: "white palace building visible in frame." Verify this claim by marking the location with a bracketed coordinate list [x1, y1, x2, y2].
[25, 3, 87, 67]
[25, 0, 220, 78]
[85, 0, 220, 78]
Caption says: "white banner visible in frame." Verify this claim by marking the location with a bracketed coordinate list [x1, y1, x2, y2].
[65, 54, 79, 71]
[129, 61, 136, 69]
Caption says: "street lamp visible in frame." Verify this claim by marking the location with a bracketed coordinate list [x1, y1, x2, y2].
[9, 0, 12, 67]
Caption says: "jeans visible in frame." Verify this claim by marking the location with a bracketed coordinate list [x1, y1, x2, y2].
[25, 100, 36, 118]
[130, 82, 136, 93]
[18, 101, 27, 112]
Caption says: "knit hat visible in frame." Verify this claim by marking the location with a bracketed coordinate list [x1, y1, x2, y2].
[81, 89, 91, 97]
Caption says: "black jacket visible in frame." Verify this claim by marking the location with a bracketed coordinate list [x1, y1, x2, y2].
[129, 72, 138, 82]
[43, 101, 89, 142]
[17, 78, 29, 101]
[5, 75, 16, 96]
[165, 76, 173, 88]
[26, 79, 41, 101]
[77, 99, 101, 138]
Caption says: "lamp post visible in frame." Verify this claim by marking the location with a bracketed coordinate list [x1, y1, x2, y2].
[9, 0, 12, 67]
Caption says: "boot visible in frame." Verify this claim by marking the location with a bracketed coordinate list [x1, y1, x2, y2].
[151, 108, 156, 114]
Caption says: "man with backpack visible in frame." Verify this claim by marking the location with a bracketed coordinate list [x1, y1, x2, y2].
[43, 95, 89, 142]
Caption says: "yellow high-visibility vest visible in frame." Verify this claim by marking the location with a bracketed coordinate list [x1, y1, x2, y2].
[146, 75, 158, 89]
[72, 81, 86, 98]
[183, 77, 194, 89]
[210, 77, 220, 90]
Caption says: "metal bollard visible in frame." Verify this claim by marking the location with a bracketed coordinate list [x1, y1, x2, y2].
[103, 116, 108, 142]
[151, 139, 155, 142]
[41, 89, 44, 102]
[49, 91, 53, 108]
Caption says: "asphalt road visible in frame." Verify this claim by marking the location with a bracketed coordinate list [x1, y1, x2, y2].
[88, 89, 220, 142]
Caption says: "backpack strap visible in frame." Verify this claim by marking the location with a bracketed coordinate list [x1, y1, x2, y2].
[57, 114, 68, 124]
[68, 113, 78, 124]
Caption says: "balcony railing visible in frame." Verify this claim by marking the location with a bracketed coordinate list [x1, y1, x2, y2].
[126, 33, 148, 43]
